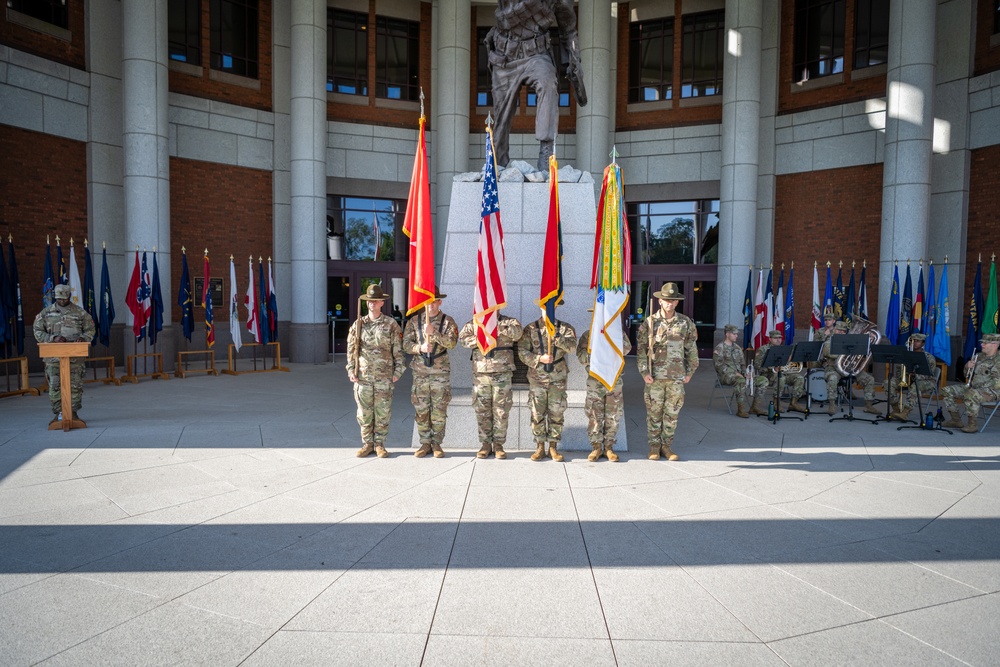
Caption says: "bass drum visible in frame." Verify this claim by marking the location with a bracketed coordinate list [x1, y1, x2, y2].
[808, 368, 828, 402]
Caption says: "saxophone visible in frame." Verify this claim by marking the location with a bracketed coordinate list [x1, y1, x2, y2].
[834, 317, 883, 376]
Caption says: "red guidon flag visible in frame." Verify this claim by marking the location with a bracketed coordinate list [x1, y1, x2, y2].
[402, 115, 435, 315]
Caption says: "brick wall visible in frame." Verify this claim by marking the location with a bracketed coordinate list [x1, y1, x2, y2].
[974, 0, 1000, 76]
[774, 164, 883, 331]
[168, 158, 273, 324]
[0, 125, 88, 329]
[168, 0, 274, 112]
[966, 144, 1000, 327]
[0, 2, 85, 70]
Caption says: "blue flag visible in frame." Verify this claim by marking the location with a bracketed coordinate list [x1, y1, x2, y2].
[885, 265, 900, 347]
[785, 267, 795, 345]
[0, 240, 8, 350]
[924, 262, 937, 357]
[149, 252, 164, 345]
[267, 259, 278, 342]
[963, 259, 983, 360]
[99, 248, 115, 347]
[823, 264, 833, 318]
[845, 266, 856, 323]
[8, 241, 24, 355]
[83, 245, 99, 346]
[858, 264, 868, 320]
[43, 242, 54, 307]
[932, 264, 951, 364]
[178, 251, 194, 342]
[899, 263, 913, 344]
[833, 267, 845, 321]
[57, 242, 67, 285]
[258, 259, 270, 345]
[742, 267, 753, 350]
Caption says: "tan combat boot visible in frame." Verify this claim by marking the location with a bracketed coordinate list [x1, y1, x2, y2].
[530, 443, 546, 461]
[863, 400, 880, 415]
[432, 444, 445, 458]
[827, 400, 837, 415]
[604, 442, 620, 462]
[660, 444, 680, 461]
[374, 444, 390, 458]
[493, 443, 507, 459]
[356, 442, 375, 458]
[414, 443, 432, 458]
[789, 398, 808, 413]
[889, 409, 910, 422]
[587, 443, 602, 462]
[549, 442, 565, 462]
[648, 444, 660, 461]
[476, 443, 491, 459]
[750, 394, 768, 416]
[735, 398, 750, 418]
[961, 414, 979, 433]
[941, 410, 964, 428]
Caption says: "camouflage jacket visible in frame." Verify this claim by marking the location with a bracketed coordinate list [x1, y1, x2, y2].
[969, 353, 1000, 396]
[576, 328, 632, 368]
[713, 341, 746, 377]
[459, 315, 523, 374]
[33, 302, 96, 363]
[346, 314, 405, 382]
[637, 311, 699, 380]
[518, 318, 577, 383]
[893, 349, 937, 382]
[402, 310, 458, 376]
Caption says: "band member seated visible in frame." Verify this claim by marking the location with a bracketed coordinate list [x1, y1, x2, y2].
[751, 329, 807, 415]
[713, 324, 750, 418]
[821, 320, 878, 415]
[941, 333, 1000, 432]
[886, 332, 937, 422]
[814, 309, 837, 343]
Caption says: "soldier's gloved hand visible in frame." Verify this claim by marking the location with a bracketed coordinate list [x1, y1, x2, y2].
[53, 335, 67, 343]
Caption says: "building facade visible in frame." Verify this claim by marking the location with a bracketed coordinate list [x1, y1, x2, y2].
[2, 0, 999, 368]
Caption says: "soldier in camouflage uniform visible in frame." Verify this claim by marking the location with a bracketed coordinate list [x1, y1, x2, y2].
[33, 283, 96, 423]
[519, 313, 577, 462]
[637, 282, 699, 461]
[459, 314, 524, 459]
[752, 329, 808, 415]
[941, 333, 1000, 433]
[887, 333, 938, 422]
[814, 309, 837, 343]
[347, 284, 405, 458]
[402, 294, 458, 458]
[713, 324, 750, 418]
[577, 311, 631, 462]
[820, 320, 878, 415]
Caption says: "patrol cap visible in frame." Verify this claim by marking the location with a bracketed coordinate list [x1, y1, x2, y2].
[653, 282, 684, 300]
[833, 321, 850, 331]
[432, 293, 447, 300]
[54, 285, 72, 299]
[982, 333, 1000, 344]
[361, 284, 390, 301]
[909, 333, 927, 342]
[724, 324, 739, 334]
[768, 329, 782, 338]
[823, 308, 836, 321]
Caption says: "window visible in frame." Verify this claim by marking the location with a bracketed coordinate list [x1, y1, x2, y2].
[210, 0, 259, 79]
[328, 9, 368, 95]
[629, 16, 674, 102]
[169, 0, 202, 64]
[853, 0, 888, 69]
[793, 0, 846, 82]
[327, 196, 408, 262]
[6, 0, 67, 29]
[375, 16, 419, 101]
[629, 200, 719, 265]
[995, 0, 1000, 34]
[681, 10, 724, 97]
[476, 27, 493, 107]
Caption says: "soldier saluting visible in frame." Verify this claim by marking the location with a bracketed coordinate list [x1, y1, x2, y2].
[347, 284, 405, 458]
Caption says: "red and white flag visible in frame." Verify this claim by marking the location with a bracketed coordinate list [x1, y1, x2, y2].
[245, 257, 260, 343]
[752, 268, 765, 348]
[810, 263, 821, 340]
[125, 250, 147, 340]
[472, 126, 508, 354]
[775, 283, 785, 342]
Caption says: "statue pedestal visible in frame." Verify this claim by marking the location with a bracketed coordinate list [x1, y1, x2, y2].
[409, 176, 629, 452]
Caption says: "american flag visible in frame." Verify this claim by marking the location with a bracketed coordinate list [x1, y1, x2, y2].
[473, 127, 508, 354]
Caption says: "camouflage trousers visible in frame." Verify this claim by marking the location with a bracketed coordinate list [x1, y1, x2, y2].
[584, 376, 624, 446]
[472, 372, 513, 447]
[45, 361, 85, 415]
[755, 372, 806, 399]
[528, 379, 568, 443]
[942, 384, 998, 416]
[411, 374, 452, 446]
[717, 369, 749, 407]
[644, 378, 686, 447]
[825, 369, 875, 401]
[887, 376, 937, 412]
[354, 380, 394, 446]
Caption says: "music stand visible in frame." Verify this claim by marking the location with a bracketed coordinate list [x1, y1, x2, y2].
[829, 333, 879, 425]
[897, 352, 953, 434]
[871, 344, 908, 423]
[791, 341, 823, 418]
[757, 345, 802, 423]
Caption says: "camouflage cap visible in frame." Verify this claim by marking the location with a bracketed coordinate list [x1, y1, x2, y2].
[833, 321, 850, 331]
[909, 333, 927, 342]
[724, 324, 739, 334]
[768, 329, 782, 338]
[982, 333, 1000, 344]
[361, 284, 390, 301]
[653, 282, 684, 300]
[823, 309, 836, 321]
[54, 284, 72, 299]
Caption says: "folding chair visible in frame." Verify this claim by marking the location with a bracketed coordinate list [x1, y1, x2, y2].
[708, 376, 735, 415]
[980, 400, 1000, 433]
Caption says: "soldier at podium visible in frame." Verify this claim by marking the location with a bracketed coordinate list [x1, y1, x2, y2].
[33, 284, 96, 423]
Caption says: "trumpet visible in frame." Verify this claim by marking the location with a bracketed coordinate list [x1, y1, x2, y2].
[966, 352, 979, 387]
[746, 362, 755, 396]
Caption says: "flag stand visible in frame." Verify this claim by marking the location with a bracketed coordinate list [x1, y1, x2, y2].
[221, 341, 290, 375]
[0, 357, 41, 398]
[123, 339, 170, 382]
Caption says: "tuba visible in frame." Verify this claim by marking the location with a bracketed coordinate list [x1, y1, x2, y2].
[834, 317, 883, 377]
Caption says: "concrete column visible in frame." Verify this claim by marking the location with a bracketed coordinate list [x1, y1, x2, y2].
[431, 0, 470, 278]
[288, 0, 327, 363]
[272, 0, 292, 347]
[716, 0, 762, 331]
[122, 0, 172, 356]
[575, 0, 613, 181]
[878, 0, 936, 327]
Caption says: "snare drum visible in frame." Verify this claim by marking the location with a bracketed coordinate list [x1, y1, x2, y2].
[808, 368, 828, 401]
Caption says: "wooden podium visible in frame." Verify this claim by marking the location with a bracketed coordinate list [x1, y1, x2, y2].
[38, 341, 90, 431]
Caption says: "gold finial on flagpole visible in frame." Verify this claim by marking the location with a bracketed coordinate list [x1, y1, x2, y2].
[814, 260, 817, 268]
[102, 240, 106, 249]
[906, 258, 910, 265]
[919, 258, 923, 267]
[204, 248, 208, 256]
[826, 261, 830, 268]
[781, 262, 785, 270]
[944, 255, 948, 264]
[852, 260, 856, 268]
[769, 263, 773, 270]
[268, 256, 271, 262]
[230, 255, 234, 261]
[929, 258, 933, 265]
[419, 87, 425, 120]
[153, 245, 157, 252]
[47, 235, 51, 244]
[84, 238, 88, 248]
[7, 234, 11, 242]
[258, 256, 262, 262]
[863, 259, 866, 268]
[791, 261, 794, 269]
[182, 246, 186, 254]
[979, 253, 982, 262]
[838, 260, 842, 269]
[70, 237, 74, 247]
[993, 253, 997, 262]
[485, 111, 493, 130]
[610, 146, 619, 163]
[55, 235, 60, 245]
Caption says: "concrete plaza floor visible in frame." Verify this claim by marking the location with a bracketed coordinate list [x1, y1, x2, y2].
[1, 361, 999, 666]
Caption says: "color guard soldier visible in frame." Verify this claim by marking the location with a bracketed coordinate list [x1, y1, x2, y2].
[518, 312, 577, 461]
[577, 310, 631, 461]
